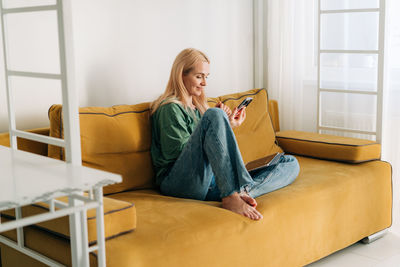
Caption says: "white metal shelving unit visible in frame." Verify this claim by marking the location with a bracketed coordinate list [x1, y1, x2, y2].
[0, 1, 122, 266]
[0, 146, 121, 267]
[317, 0, 386, 142]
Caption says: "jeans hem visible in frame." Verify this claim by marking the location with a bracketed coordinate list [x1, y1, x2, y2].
[220, 181, 255, 199]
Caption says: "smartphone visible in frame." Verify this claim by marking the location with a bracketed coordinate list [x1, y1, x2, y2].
[234, 97, 253, 119]
[237, 97, 253, 111]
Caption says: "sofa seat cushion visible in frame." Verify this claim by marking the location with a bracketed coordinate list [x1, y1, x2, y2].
[277, 130, 381, 163]
[1, 196, 136, 245]
[103, 156, 391, 267]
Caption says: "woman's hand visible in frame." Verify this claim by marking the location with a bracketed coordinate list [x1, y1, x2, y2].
[216, 101, 246, 128]
[216, 101, 232, 117]
[229, 107, 246, 128]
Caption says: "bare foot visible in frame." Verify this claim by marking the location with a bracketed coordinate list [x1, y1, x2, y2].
[239, 192, 257, 207]
[222, 192, 263, 220]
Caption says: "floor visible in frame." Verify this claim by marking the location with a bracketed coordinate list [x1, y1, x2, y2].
[306, 232, 400, 267]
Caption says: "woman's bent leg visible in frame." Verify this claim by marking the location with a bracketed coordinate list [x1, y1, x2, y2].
[248, 155, 300, 198]
[160, 108, 254, 201]
[200, 108, 255, 198]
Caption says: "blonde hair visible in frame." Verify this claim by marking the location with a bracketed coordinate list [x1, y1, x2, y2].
[150, 48, 210, 115]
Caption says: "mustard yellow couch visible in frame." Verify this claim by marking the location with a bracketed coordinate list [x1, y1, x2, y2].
[0, 89, 392, 267]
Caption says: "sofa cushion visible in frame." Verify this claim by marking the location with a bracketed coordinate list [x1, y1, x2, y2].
[0, 157, 392, 266]
[277, 130, 381, 163]
[48, 103, 155, 194]
[0, 226, 92, 267]
[1, 196, 136, 245]
[101, 156, 392, 267]
[214, 88, 283, 164]
[0, 127, 49, 156]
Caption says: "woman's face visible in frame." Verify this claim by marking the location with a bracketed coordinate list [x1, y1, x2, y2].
[182, 61, 210, 98]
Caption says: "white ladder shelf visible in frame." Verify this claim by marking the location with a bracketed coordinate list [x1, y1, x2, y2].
[0, 1, 121, 266]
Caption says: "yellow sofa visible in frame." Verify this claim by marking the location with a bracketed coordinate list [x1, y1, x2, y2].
[0, 88, 392, 267]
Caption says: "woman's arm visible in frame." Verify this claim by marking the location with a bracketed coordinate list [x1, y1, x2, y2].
[157, 104, 192, 160]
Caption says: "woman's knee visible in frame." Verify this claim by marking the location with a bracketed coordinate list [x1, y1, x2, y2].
[283, 155, 300, 181]
[203, 108, 228, 122]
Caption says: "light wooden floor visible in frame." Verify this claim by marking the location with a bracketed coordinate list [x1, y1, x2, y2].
[306, 232, 400, 267]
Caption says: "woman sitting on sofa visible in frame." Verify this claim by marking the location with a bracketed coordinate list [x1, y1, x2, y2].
[150, 48, 300, 220]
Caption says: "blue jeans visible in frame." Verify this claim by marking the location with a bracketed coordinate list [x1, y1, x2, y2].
[160, 108, 299, 201]
[206, 155, 299, 200]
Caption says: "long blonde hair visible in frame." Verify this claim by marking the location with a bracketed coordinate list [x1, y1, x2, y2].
[150, 48, 210, 115]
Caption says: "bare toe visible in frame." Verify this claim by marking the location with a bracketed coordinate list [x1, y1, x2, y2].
[249, 208, 262, 220]
[254, 210, 263, 220]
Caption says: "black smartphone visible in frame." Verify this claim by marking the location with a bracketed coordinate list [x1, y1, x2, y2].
[237, 97, 253, 110]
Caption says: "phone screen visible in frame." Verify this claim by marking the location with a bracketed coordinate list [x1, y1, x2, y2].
[237, 97, 253, 110]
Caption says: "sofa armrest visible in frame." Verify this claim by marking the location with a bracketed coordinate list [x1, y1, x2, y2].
[276, 130, 381, 163]
[268, 100, 280, 132]
[0, 127, 50, 156]
[1, 195, 136, 245]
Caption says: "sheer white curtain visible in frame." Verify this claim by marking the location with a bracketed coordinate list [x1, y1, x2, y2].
[382, 0, 400, 235]
[266, 0, 317, 132]
[266, 0, 400, 235]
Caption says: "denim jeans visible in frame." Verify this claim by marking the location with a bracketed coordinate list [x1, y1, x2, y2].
[246, 154, 299, 198]
[206, 155, 299, 200]
[160, 108, 299, 201]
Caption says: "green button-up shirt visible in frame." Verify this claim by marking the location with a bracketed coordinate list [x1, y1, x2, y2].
[150, 102, 201, 185]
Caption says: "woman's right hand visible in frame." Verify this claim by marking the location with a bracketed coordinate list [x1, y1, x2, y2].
[228, 107, 246, 128]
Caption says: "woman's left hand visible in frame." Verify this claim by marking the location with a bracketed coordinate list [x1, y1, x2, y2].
[229, 107, 246, 128]
[216, 101, 232, 117]
[216, 101, 246, 128]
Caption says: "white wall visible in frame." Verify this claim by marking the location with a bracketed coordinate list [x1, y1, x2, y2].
[0, 0, 254, 132]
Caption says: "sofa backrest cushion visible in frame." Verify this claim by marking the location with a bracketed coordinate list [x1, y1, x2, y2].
[48, 88, 281, 194]
[48, 103, 155, 195]
[211, 88, 283, 164]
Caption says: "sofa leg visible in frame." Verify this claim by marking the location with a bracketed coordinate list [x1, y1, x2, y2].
[361, 229, 388, 244]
